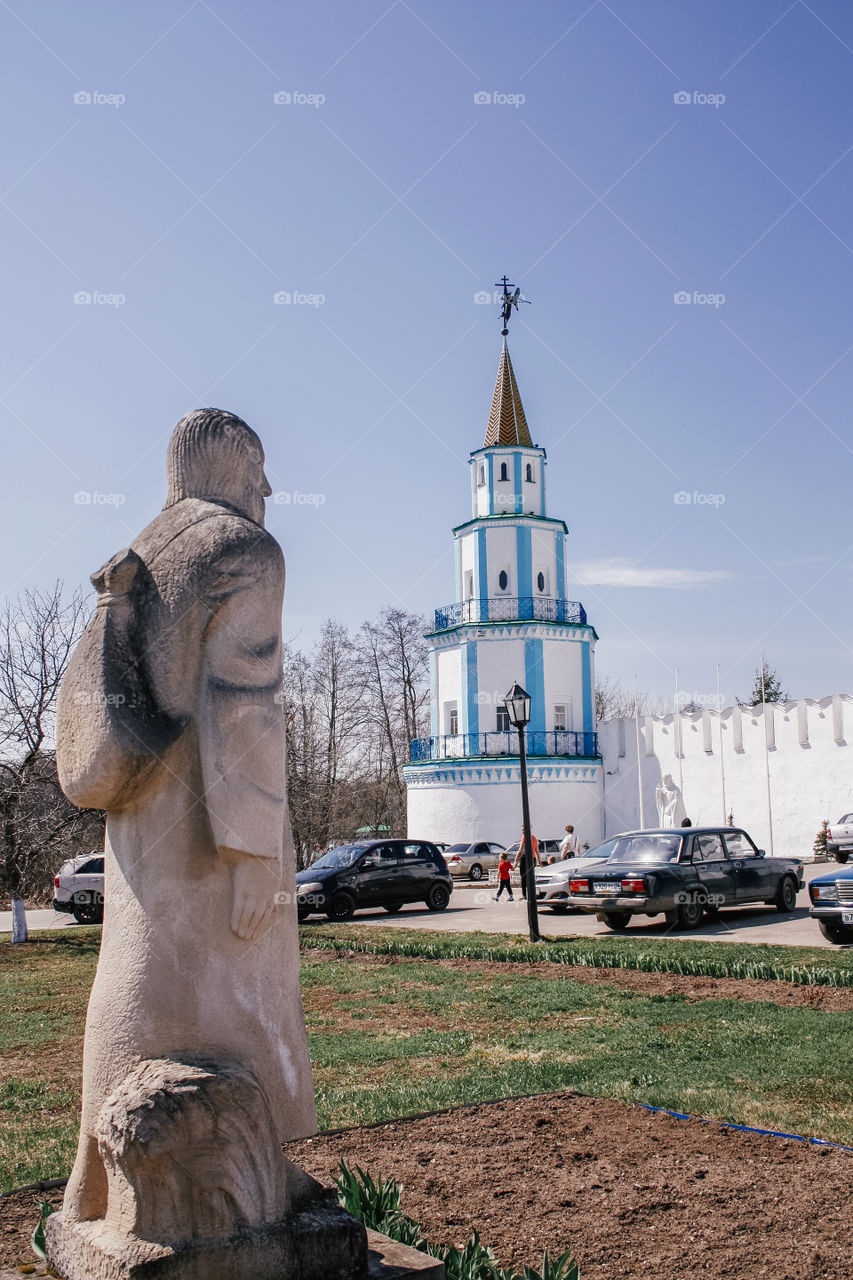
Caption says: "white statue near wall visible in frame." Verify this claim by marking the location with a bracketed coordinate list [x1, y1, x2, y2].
[656, 773, 687, 827]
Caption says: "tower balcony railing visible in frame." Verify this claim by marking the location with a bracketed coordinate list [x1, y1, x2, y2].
[433, 596, 586, 631]
[409, 729, 599, 763]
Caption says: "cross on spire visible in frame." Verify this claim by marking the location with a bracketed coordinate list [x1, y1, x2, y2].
[494, 274, 530, 336]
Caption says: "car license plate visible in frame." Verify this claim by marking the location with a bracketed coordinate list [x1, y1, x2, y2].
[843, 911, 853, 924]
[594, 882, 619, 894]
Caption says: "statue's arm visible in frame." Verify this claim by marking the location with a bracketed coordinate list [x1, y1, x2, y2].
[199, 534, 286, 940]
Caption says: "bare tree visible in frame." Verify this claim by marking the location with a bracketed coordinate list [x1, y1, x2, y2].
[595, 676, 666, 722]
[0, 582, 97, 942]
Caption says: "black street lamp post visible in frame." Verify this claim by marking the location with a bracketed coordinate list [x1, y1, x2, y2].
[504, 682, 541, 944]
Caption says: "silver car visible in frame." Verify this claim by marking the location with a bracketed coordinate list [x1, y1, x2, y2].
[444, 841, 505, 881]
[534, 838, 618, 912]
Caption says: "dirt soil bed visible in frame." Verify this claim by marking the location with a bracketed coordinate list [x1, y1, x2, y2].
[315, 946, 853, 1011]
[287, 1092, 852, 1280]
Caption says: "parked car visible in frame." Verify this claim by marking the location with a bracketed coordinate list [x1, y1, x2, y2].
[295, 839, 452, 921]
[808, 865, 853, 943]
[537, 838, 564, 859]
[53, 852, 105, 924]
[444, 841, 505, 880]
[534, 838, 619, 912]
[826, 815, 853, 864]
[566, 827, 803, 931]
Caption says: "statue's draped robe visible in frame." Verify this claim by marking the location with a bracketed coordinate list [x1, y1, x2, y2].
[63, 498, 316, 1222]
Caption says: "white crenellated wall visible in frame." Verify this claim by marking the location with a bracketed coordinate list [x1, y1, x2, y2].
[598, 694, 853, 860]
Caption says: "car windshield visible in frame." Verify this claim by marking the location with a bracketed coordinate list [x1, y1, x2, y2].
[311, 844, 368, 869]
[838, 814, 853, 824]
[578, 839, 618, 861]
[446, 843, 471, 853]
[607, 834, 682, 864]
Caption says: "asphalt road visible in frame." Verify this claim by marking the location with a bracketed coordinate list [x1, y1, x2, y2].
[2, 864, 843, 948]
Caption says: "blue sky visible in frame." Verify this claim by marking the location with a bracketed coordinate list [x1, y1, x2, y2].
[2, 0, 852, 708]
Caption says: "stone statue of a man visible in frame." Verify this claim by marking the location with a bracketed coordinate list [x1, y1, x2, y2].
[656, 773, 687, 828]
[48, 410, 329, 1275]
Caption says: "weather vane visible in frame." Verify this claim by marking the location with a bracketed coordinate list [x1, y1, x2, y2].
[495, 274, 531, 336]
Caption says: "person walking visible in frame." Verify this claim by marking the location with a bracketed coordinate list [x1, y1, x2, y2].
[494, 850, 514, 901]
[560, 824, 580, 860]
[513, 827, 540, 900]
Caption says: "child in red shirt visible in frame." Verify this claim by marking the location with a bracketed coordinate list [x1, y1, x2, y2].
[494, 851, 514, 901]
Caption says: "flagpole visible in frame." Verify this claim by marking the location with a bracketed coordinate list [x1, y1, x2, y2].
[716, 663, 727, 824]
[634, 675, 645, 829]
[760, 655, 774, 855]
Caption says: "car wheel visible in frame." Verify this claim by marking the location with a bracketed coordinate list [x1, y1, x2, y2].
[676, 898, 704, 929]
[325, 893, 355, 922]
[775, 876, 798, 912]
[383, 903, 403, 914]
[72, 900, 103, 925]
[297, 906, 311, 923]
[598, 910, 631, 931]
[836, 851, 850, 865]
[426, 884, 450, 911]
[818, 919, 853, 945]
[469, 864, 483, 881]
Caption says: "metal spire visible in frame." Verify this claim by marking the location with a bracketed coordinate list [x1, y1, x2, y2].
[495, 274, 530, 336]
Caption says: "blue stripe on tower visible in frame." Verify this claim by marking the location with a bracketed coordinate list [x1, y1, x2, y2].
[555, 532, 565, 601]
[516, 525, 532, 599]
[455, 537, 462, 600]
[429, 650, 438, 736]
[581, 641, 593, 733]
[464, 640, 479, 737]
[513, 452, 522, 514]
[487, 452, 494, 516]
[524, 638, 546, 734]
[477, 527, 488, 600]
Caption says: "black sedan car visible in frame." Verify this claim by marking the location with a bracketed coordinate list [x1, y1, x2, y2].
[567, 827, 803, 930]
[808, 866, 853, 944]
[296, 839, 452, 922]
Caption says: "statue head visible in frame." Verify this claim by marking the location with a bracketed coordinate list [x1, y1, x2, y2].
[662, 773, 674, 787]
[165, 409, 271, 526]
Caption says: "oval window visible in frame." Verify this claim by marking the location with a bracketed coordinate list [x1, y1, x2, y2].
[537, 572, 545, 592]
[498, 570, 508, 591]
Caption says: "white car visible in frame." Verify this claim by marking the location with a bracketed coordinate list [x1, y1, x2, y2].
[53, 852, 105, 924]
[826, 815, 853, 864]
[534, 838, 618, 912]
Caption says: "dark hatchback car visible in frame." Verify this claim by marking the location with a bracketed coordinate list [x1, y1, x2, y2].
[567, 827, 803, 931]
[295, 839, 453, 922]
[808, 866, 853, 944]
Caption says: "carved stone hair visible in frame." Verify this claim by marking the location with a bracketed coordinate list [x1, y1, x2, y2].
[165, 408, 263, 508]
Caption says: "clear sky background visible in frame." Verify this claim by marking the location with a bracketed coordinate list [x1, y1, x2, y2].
[2, 0, 852, 709]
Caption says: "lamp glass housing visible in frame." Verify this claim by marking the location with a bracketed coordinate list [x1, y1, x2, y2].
[504, 683, 531, 729]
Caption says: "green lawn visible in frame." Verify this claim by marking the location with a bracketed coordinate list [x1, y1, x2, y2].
[2, 926, 852, 1191]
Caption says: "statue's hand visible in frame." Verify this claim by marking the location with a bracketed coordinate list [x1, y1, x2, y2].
[229, 855, 276, 941]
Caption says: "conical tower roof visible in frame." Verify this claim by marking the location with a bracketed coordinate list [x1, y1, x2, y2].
[483, 340, 533, 448]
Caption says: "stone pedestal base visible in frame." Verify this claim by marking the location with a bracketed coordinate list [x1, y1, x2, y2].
[44, 1194, 445, 1280]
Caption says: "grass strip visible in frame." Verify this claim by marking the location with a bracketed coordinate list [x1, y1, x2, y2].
[299, 923, 853, 987]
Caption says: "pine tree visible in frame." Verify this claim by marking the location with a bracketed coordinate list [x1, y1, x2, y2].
[739, 658, 789, 707]
[813, 819, 829, 860]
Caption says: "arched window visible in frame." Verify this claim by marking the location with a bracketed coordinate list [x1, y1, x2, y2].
[498, 570, 508, 592]
[537, 572, 545, 593]
[499, 462, 508, 481]
[478, 463, 485, 487]
[525, 462, 534, 483]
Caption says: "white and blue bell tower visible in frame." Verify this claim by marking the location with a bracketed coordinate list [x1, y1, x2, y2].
[403, 332, 603, 848]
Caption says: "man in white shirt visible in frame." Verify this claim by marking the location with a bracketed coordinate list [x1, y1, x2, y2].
[560, 824, 580, 859]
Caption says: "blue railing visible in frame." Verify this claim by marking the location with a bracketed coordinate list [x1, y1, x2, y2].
[410, 730, 599, 763]
[433, 597, 586, 631]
